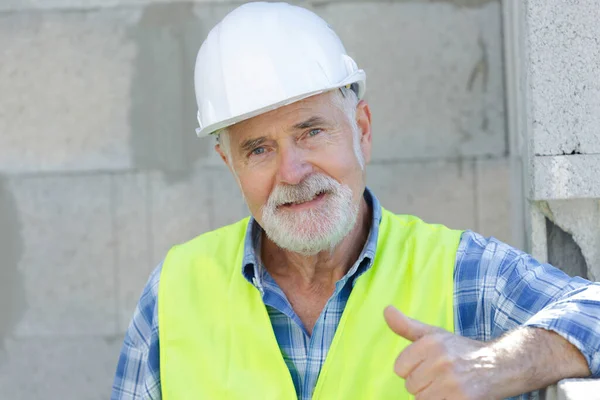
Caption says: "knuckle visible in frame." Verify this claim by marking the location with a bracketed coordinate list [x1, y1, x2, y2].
[447, 380, 473, 400]
[420, 334, 438, 347]
[437, 353, 454, 372]
[423, 333, 446, 353]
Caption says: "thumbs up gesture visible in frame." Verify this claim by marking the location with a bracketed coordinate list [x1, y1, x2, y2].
[384, 306, 500, 400]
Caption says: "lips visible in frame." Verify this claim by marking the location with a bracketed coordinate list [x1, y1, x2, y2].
[281, 190, 326, 207]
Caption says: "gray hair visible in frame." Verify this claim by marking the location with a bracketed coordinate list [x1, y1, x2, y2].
[216, 86, 363, 168]
[334, 86, 364, 169]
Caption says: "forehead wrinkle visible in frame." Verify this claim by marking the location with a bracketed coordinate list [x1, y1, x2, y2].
[229, 92, 343, 153]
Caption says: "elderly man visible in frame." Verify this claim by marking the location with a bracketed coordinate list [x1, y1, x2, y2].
[112, 2, 600, 399]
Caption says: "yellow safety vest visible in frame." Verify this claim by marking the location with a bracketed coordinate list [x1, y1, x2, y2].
[158, 208, 462, 399]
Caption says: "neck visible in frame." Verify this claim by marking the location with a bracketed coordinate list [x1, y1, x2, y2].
[261, 197, 372, 290]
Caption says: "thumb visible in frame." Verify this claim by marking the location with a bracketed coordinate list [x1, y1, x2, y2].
[383, 305, 437, 342]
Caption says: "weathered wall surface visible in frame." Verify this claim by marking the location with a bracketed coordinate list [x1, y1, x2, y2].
[523, 0, 600, 280]
[518, 0, 600, 395]
[0, 0, 513, 397]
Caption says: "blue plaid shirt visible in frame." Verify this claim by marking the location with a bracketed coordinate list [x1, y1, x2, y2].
[112, 190, 600, 399]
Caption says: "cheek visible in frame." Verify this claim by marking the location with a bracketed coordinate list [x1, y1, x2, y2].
[235, 170, 273, 214]
[315, 137, 363, 182]
[320, 142, 366, 204]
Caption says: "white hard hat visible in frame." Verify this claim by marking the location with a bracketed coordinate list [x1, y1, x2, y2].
[194, 2, 366, 137]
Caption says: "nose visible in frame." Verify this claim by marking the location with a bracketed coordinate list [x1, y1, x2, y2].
[277, 144, 312, 185]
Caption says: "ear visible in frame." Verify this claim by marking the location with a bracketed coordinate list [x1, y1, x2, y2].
[216, 144, 240, 182]
[215, 143, 228, 163]
[355, 100, 372, 165]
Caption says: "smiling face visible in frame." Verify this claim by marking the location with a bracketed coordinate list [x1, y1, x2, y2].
[217, 89, 372, 255]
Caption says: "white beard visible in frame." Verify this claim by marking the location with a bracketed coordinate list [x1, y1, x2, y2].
[260, 174, 359, 256]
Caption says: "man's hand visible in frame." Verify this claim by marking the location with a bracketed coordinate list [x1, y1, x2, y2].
[384, 306, 503, 400]
[384, 305, 591, 400]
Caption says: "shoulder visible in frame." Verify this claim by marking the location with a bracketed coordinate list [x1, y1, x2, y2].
[455, 231, 526, 276]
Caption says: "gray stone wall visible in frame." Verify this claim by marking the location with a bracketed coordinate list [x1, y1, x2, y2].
[516, 0, 600, 394]
[522, 0, 600, 281]
[0, 0, 513, 397]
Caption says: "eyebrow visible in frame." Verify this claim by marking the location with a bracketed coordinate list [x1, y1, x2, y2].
[240, 136, 267, 153]
[238, 116, 328, 153]
[293, 116, 328, 130]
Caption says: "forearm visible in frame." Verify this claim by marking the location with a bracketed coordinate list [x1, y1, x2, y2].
[486, 327, 590, 398]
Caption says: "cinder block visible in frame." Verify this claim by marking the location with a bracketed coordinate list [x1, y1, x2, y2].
[546, 199, 600, 281]
[112, 172, 154, 332]
[0, 0, 500, 12]
[367, 160, 476, 230]
[0, 0, 231, 12]
[475, 158, 520, 247]
[546, 217, 589, 280]
[529, 201, 549, 263]
[7, 175, 117, 336]
[112, 2, 237, 173]
[545, 379, 600, 400]
[0, 0, 131, 11]
[0, 176, 26, 346]
[0, 336, 121, 400]
[320, 1, 506, 161]
[0, 10, 137, 173]
[0, 3, 237, 174]
[527, 0, 600, 156]
[532, 155, 600, 200]
[323, 0, 497, 6]
[128, 3, 227, 173]
[150, 168, 212, 264]
[116, 167, 246, 331]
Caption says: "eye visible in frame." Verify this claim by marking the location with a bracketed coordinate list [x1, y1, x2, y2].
[307, 128, 322, 137]
[251, 147, 266, 156]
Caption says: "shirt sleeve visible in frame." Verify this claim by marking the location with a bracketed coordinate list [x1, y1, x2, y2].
[454, 231, 600, 377]
[111, 263, 163, 400]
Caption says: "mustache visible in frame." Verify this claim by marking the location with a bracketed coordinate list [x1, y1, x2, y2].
[266, 174, 339, 208]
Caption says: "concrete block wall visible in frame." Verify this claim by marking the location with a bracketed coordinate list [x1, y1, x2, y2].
[512, 0, 600, 394]
[520, 0, 600, 280]
[0, 0, 514, 398]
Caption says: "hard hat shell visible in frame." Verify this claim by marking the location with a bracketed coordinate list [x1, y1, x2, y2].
[194, 2, 366, 137]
